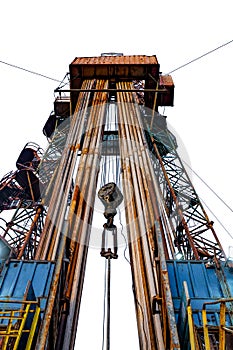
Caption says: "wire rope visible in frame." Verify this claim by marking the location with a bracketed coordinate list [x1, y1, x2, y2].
[0, 38, 232, 89]
[106, 257, 111, 350]
[166, 39, 233, 75]
[101, 258, 108, 350]
[198, 195, 233, 240]
[118, 208, 131, 265]
[183, 159, 233, 212]
[0, 59, 61, 82]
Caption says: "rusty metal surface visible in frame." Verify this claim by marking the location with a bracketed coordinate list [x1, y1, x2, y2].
[35, 73, 177, 349]
[35, 79, 110, 350]
[71, 55, 158, 65]
[62, 80, 109, 349]
[159, 75, 174, 86]
[149, 130, 226, 261]
[54, 96, 70, 117]
[69, 55, 160, 100]
[116, 81, 180, 349]
[158, 75, 174, 106]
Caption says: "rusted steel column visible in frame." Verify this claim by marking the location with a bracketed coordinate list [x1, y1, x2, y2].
[35, 79, 97, 350]
[134, 101, 181, 349]
[117, 118, 150, 348]
[36, 79, 94, 260]
[117, 81, 180, 349]
[150, 136, 200, 259]
[17, 205, 43, 259]
[61, 80, 109, 349]
[117, 98, 154, 347]
[131, 87, 180, 349]
[118, 83, 159, 289]
[117, 83, 164, 349]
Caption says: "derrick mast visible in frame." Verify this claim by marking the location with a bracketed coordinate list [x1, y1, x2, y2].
[0, 54, 232, 350]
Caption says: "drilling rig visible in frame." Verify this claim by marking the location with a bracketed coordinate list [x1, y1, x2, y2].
[0, 53, 233, 350]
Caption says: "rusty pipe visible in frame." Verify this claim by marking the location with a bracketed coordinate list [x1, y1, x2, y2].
[117, 85, 163, 349]
[62, 80, 109, 349]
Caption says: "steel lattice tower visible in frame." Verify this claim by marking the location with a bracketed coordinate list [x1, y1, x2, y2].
[0, 54, 232, 350]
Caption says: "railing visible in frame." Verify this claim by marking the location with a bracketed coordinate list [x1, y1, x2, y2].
[202, 298, 233, 350]
[0, 300, 40, 350]
[179, 281, 198, 350]
[182, 291, 233, 349]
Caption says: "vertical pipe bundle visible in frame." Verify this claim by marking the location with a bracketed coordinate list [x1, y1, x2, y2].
[36, 79, 108, 350]
[36, 78, 180, 350]
[62, 79, 109, 348]
[117, 82, 179, 349]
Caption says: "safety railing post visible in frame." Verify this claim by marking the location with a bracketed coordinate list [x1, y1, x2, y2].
[13, 304, 30, 350]
[219, 302, 226, 350]
[0, 300, 40, 350]
[25, 304, 41, 350]
[3, 310, 14, 350]
[187, 302, 196, 350]
[202, 308, 210, 350]
[202, 298, 233, 350]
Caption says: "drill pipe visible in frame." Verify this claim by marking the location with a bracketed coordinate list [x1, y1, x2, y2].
[117, 81, 179, 349]
[61, 80, 109, 349]
[129, 84, 180, 348]
[35, 79, 95, 260]
[117, 84, 159, 292]
[117, 86, 159, 265]
[35, 80, 96, 350]
[117, 83, 164, 349]
[48, 84, 95, 260]
[50, 79, 96, 261]
[131, 85, 180, 349]
[116, 115, 149, 348]
[120, 82, 162, 262]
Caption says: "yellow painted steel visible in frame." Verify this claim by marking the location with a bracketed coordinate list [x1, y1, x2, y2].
[219, 302, 226, 350]
[0, 301, 40, 349]
[201, 309, 210, 350]
[25, 305, 41, 350]
[13, 304, 30, 350]
[187, 305, 196, 350]
[201, 298, 233, 350]
[3, 310, 14, 349]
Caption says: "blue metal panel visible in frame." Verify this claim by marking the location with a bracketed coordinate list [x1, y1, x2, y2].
[221, 264, 233, 295]
[205, 265, 224, 297]
[167, 261, 224, 298]
[167, 261, 223, 299]
[167, 260, 233, 327]
[0, 260, 55, 310]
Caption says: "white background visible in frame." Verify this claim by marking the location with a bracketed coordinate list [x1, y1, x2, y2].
[0, 0, 233, 348]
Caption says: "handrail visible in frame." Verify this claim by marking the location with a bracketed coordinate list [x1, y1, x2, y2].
[0, 300, 41, 350]
[202, 298, 233, 350]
